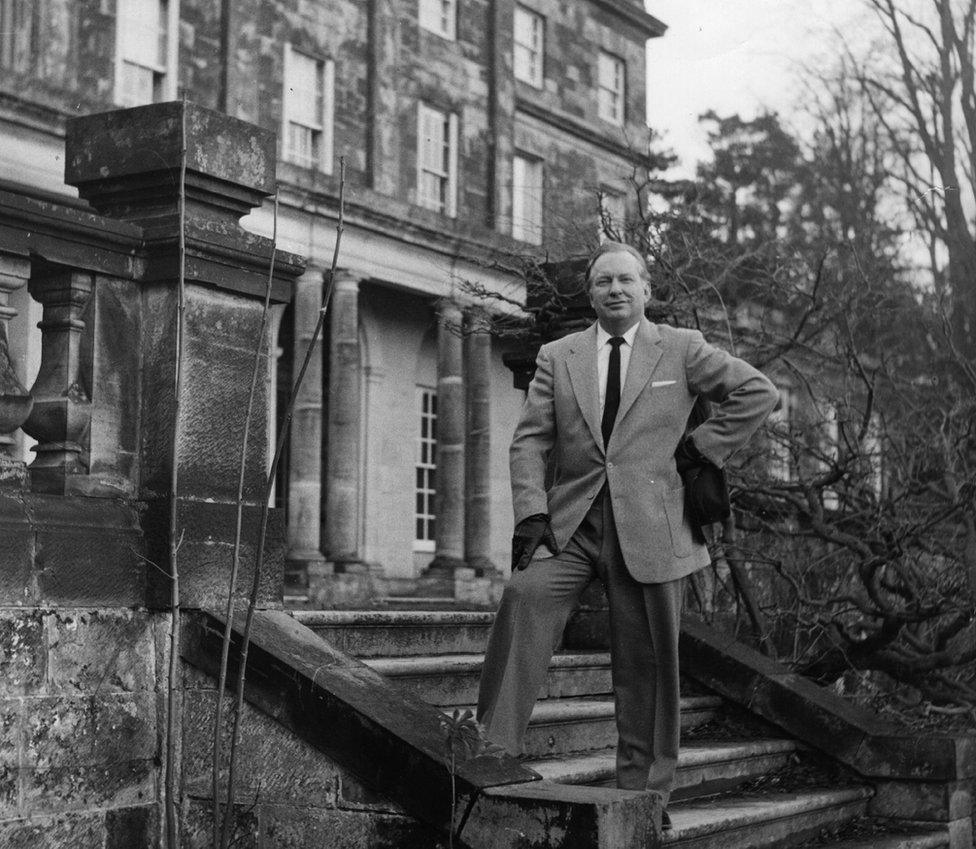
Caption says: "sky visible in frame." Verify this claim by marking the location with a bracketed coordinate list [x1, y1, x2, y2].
[644, 0, 875, 173]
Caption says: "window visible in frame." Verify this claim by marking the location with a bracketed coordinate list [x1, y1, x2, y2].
[282, 45, 335, 172]
[862, 412, 883, 498]
[514, 5, 544, 87]
[598, 192, 625, 242]
[767, 386, 796, 482]
[115, 0, 177, 107]
[597, 51, 625, 125]
[819, 404, 840, 510]
[512, 154, 543, 244]
[1, 0, 27, 71]
[419, 0, 456, 39]
[417, 103, 459, 217]
[415, 388, 438, 549]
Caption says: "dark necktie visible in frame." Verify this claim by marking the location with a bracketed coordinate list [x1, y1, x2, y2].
[601, 336, 625, 447]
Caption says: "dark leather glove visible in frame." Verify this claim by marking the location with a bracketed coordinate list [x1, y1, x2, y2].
[675, 434, 709, 475]
[511, 513, 558, 571]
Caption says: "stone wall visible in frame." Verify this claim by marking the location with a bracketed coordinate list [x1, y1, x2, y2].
[180, 665, 445, 848]
[0, 494, 163, 847]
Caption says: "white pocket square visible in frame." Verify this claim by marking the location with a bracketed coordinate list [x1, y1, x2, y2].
[652, 380, 677, 387]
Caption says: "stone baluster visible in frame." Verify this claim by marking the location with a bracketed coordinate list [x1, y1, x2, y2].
[0, 251, 33, 484]
[21, 265, 94, 493]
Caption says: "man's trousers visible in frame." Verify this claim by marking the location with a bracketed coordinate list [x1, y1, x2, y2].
[476, 488, 684, 803]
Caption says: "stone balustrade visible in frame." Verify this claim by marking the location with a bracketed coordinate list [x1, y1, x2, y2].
[0, 100, 305, 608]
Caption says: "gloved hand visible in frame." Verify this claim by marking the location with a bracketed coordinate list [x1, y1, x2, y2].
[675, 434, 709, 475]
[511, 513, 558, 571]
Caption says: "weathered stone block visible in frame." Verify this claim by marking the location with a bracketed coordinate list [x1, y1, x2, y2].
[0, 612, 45, 695]
[0, 520, 32, 606]
[22, 759, 155, 813]
[0, 698, 22, 766]
[338, 773, 408, 815]
[0, 763, 18, 813]
[855, 734, 976, 782]
[0, 811, 104, 848]
[105, 804, 158, 849]
[24, 693, 156, 767]
[181, 687, 341, 805]
[143, 498, 284, 610]
[259, 805, 445, 849]
[466, 781, 660, 849]
[44, 609, 155, 693]
[182, 795, 259, 849]
[870, 778, 973, 822]
[66, 101, 276, 218]
[35, 528, 144, 606]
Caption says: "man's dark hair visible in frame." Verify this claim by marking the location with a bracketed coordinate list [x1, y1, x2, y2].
[584, 241, 651, 289]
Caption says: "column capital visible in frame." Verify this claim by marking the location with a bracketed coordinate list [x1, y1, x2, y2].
[436, 298, 464, 320]
[328, 268, 365, 292]
[462, 306, 493, 334]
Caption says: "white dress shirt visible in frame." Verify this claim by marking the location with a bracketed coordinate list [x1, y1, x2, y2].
[596, 321, 640, 413]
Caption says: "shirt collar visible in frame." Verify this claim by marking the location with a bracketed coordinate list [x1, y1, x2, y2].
[596, 320, 641, 349]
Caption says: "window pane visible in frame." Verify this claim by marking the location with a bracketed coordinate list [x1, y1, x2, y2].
[120, 61, 155, 107]
[512, 154, 543, 244]
[514, 5, 543, 86]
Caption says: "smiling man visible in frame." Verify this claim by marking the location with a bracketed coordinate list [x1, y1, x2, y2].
[476, 241, 778, 831]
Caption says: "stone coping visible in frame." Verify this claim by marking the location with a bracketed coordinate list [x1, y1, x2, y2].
[680, 615, 976, 782]
[181, 607, 540, 836]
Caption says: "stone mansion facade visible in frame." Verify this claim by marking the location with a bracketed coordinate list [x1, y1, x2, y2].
[0, 0, 665, 595]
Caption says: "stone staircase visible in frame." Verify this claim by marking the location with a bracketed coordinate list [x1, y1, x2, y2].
[293, 609, 954, 849]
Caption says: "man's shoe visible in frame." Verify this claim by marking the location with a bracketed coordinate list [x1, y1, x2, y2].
[661, 810, 672, 832]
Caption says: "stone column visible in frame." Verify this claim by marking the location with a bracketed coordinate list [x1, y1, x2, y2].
[464, 308, 494, 575]
[286, 268, 326, 586]
[0, 251, 33, 485]
[324, 270, 363, 570]
[428, 300, 466, 574]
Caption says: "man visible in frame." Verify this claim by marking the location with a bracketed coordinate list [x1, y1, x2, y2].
[476, 241, 778, 828]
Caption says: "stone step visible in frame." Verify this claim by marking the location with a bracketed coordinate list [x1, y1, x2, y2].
[529, 738, 800, 801]
[663, 786, 873, 849]
[366, 651, 613, 705]
[444, 694, 723, 758]
[818, 829, 949, 849]
[293, 609, 495, 657]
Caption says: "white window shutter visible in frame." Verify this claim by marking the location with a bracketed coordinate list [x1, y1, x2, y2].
[322, 59, 335, 174]
[446, 112, 459, 218]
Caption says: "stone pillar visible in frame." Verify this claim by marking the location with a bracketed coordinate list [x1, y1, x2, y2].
[428, 300, 466, 574]
[324, 270, 363, 570]
[464, 308, 494, 575]
[0, 251, 33, 485]
[21, 266, 94, 493]
[286, 267, 327, 586]
[63, 102, 305, 609]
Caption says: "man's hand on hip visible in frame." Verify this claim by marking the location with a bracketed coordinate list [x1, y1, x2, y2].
[511, 514, 558, 571]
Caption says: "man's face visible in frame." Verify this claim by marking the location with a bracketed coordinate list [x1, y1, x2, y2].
[587, 251, 651, 333]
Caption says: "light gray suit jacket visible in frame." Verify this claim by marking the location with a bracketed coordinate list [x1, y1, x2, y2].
[510, 318, 779, 583]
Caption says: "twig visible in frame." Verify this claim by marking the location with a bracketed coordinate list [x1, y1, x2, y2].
[220, 158, 346, 846]
[164, 94, 189, 849]
[212, 192, 279, 847]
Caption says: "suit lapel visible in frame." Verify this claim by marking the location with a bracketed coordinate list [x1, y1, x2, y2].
[566, 324, 605, 453]
[617, 319, 663, 427]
